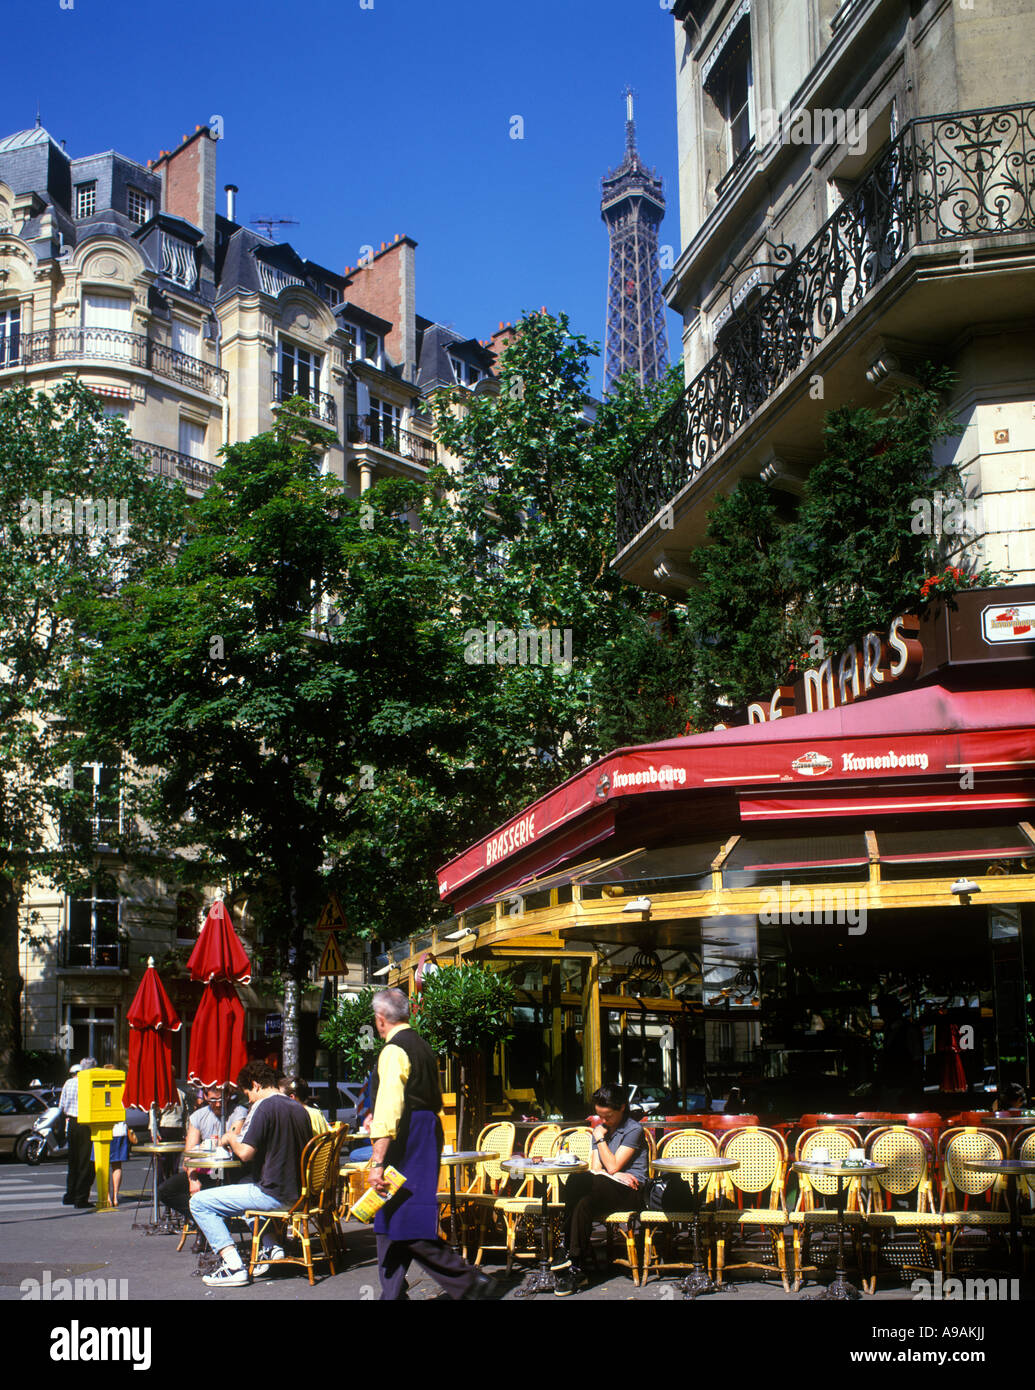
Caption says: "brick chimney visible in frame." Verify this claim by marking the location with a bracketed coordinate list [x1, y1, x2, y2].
[490, 321, 520, 358]
[152, 125, 218, 290]
[345, 234, 418, 379]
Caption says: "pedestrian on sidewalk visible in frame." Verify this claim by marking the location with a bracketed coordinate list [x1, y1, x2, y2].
[59, 1059, 96, 1210]
[367, 988, 496, 1301]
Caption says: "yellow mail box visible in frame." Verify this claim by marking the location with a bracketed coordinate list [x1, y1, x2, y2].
[77, 1067, 126, 1127]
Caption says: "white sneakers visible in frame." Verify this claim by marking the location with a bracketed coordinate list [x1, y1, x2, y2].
[202, 1263, 249, 1288]
[251, 1244, 285, 1278]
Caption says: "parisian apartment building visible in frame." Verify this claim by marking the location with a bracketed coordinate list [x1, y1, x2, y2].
[0, 120, 504, 1072]
[616, 0, 1034, 595]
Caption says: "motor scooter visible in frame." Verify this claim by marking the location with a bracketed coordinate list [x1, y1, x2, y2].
[24, 1104, 68, 1165]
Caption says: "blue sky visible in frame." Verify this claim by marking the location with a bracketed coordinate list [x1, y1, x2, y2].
[13, 0, 682, 397]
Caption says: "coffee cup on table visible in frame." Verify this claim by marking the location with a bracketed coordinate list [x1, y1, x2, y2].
[849, 1148, 866, 1162]
[812, 1147, 830, 1164]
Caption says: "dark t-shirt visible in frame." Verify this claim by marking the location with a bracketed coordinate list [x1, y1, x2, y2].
[602, 1116, 649, 1183]
[245, 1093, 314, 1205]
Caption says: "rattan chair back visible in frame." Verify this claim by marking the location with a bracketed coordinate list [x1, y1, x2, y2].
[718, 1125, 787, 1198]
[297, 1127, 347, 1217]
[657, 1127, 719, 1162]
[473, 1121, 516, 1191]
[940, 1127, 1006, 1203]
[866, 1126, 932, 1203]
[795, 1126, 862, 1201]
[555, 1126, 593, 1163]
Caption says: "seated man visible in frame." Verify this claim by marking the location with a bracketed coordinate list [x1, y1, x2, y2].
[278, 1076, 330, 1134]
[553, 1082, 648, 1296]
[157, 1085, 248, 1242]
[189, 1061, 313, 1288]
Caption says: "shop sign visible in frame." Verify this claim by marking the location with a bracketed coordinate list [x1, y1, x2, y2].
[743, 614, 922, 724]
[981, 602, 1035, 644]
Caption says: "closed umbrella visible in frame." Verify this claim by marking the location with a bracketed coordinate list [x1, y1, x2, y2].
[123, 957, 181, 1228]
[187, 895, 251, 1123]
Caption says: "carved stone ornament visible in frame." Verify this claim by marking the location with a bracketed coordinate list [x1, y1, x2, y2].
[94, 255, 122, 278]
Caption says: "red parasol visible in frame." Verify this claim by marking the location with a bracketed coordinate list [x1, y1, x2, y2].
[187, 896, 251, 1089]
[187, 980, 248, 1088]
[122, 959, 181, 1113]
[185, 898, 250, 984]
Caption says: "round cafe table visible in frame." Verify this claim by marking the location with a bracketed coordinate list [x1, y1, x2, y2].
[650, 1155, 738, 1298]
[440, 1150, 493, 1251]
[961, 1157, 1035, 1270]
[501, 1155, 588, 1297]
[132, 1142, 185, 1232]
[792, 1160, 887, 1300]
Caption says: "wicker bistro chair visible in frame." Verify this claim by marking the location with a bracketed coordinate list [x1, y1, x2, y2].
[246, 1127, 348, 1285]
[491, 1124, 562, 1273]
[604, 1127, 657, 1287]
[789, 1126, 867, 1292]
[713, 1126, 791, 1291]
[437, 1121, 514, 1260]
[1013, 1127, 1035, 1269]
[862, 1126, 943, 1293]
[937, 1127, 1009, 1276]
[640, 1128, 721, 1284]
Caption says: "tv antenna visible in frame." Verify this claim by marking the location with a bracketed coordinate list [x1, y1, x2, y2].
[251, 216, 299, 241]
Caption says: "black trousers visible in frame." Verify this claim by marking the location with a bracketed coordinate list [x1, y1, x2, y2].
[64, 1120, 95, 1205]
[157, 1171, 219, 1220]
[561, 1172, 645, 1262]
[375, 1234, 481, 1301]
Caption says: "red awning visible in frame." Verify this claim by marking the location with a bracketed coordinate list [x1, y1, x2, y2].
[438, 680, 1035, 904]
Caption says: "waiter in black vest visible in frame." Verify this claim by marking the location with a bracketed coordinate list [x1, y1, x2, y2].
[367, 988, 496, 1300]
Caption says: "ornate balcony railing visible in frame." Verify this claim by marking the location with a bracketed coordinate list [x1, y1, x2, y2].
[345, 413, 437, 466]
[57, 932, 127, 971]
[272, 372, 337, 426]
[132, 440, 218, 492]
[13, 327, 228, 396]
[617, 102, 1035, 549]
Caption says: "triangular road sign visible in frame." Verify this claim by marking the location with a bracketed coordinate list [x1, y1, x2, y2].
[315, 892, 348, 933]
[318, 931, 348, 977]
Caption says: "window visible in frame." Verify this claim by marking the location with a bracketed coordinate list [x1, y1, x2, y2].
[83, 292, 134, 362]
[369, 396, 401, 448]
[279, 339, 323, 403]
[176, 889, 202, 943]
[67, 760, 122, 847]
[703, 14, 754, 172]
[67, 889, 121, 970]
[450, 355, 483, 388]
[126, 186, 152, 225]
[0, 304, 20, 368]
[65, 1003, 117, 1060]
[178, 418, 205, 459]
[75, 182, 97, 219]
[171, 318, 201, 359]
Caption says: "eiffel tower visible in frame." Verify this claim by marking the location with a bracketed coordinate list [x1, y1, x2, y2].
[601, 90, 669, 393]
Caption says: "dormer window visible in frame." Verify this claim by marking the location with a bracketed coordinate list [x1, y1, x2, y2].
[75, 182, 97, 220]
[126, 187, 153, 225]
[450, 355, 483, 388]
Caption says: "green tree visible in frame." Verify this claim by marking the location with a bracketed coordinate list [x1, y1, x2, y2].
[65, 403, 481, 1074]
[414, 964, 515, 1147]
[0, 380, 185, 1082]
[318, 987, 383, 1080]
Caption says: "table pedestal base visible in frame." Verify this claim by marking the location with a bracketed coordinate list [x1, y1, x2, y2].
[514, 1262, 563, 1297]
[807, 1273, 861, 1301]
[679, 1266, 737, 1299]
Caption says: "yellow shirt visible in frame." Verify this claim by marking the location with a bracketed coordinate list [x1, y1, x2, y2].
[369, 1023, 445, 1141]
[307, 1105, 330, 1135]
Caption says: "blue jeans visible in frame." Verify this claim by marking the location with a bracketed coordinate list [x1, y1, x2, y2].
[190, 1183, 282, 1256]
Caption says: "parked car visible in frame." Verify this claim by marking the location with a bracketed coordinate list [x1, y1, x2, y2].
[0, 1090, 49, 1162]
[307, 1081, 365, 1126]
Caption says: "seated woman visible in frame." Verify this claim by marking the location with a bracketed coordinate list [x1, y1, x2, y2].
[553, 1083, 648, 1295]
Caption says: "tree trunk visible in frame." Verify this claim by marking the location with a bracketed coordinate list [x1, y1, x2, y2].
[458, 1046, 485, 1151]
[0, 877, 24, 1086]
[281, 882, 304, 1077]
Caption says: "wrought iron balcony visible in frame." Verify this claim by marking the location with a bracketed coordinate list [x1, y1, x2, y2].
[345, 413, 437, 466]
[132, 440, 218, 492]
[57, 931, 127, 971]
[11, 327, 228, 396]
[272, 372, 337, 426]
[617, 102, 1035, 549]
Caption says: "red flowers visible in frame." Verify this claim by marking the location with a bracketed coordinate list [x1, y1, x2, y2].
[920, 565, 967, 600]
